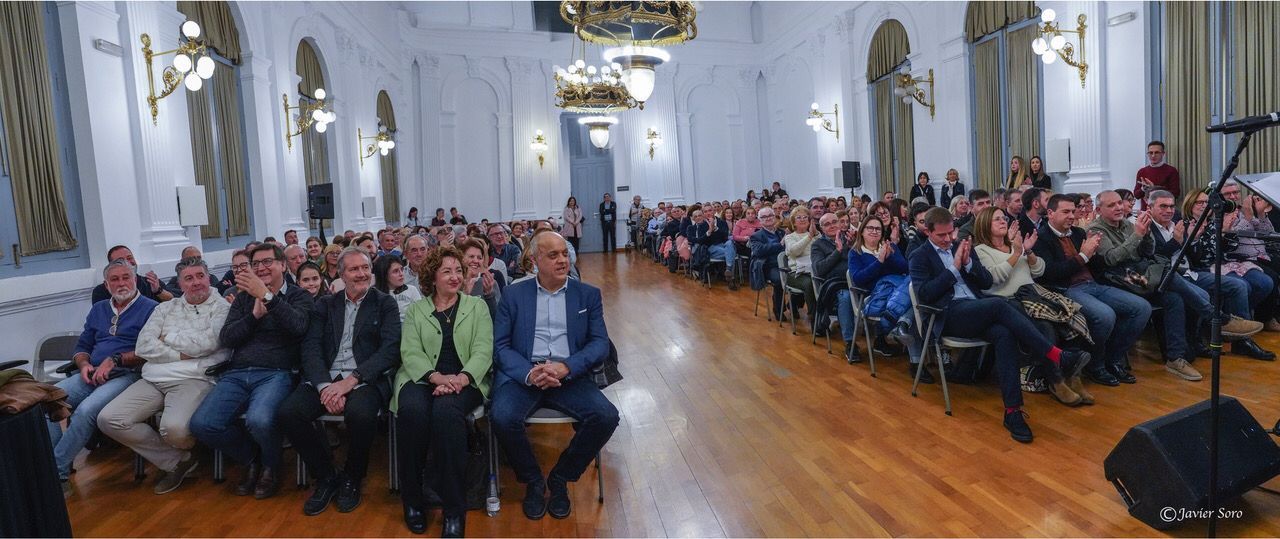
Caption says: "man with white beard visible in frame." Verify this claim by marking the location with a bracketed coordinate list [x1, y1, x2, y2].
[51, 260, 159, 495]
[98, 257, 231, 494]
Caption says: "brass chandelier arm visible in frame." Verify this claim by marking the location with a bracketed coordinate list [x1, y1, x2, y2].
[1041, 14, 1089, 88]
[141, 33, 206, 125]
[283, 94, 330, 151]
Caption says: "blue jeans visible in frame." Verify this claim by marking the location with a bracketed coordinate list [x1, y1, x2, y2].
[490, 377, 619, 484]
[189, 368, 294, 469]
[48, 371, 140, 479]
[1153, 276, 1215, 360]
[1192, 271, 1253, 318]
[1241, 269, 1274, 313]
[836, 289, 855, 341]
[1066, 282, 1152, 370]
[709, 240, 734, 262]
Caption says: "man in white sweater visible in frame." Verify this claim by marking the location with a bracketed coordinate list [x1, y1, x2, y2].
[98, 257, 230, 494]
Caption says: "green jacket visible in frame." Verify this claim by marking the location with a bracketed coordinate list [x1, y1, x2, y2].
[391, 294, 493, 413]
[1086, 217, 1154, 272]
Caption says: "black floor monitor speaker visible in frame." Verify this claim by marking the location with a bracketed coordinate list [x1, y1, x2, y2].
[1104, 396, 1280, 530]
[841, 161, 861, 189]
[307, 183, 334, 220]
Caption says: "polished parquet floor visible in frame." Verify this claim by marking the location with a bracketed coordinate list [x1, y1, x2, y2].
[65, 251, 1280, 537]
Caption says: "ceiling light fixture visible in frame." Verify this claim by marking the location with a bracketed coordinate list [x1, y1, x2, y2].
[602, 45, 670, 106]
[579, 116, 618, 149]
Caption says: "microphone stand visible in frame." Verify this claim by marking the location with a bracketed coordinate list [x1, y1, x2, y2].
[1155, 128, 1258, 538]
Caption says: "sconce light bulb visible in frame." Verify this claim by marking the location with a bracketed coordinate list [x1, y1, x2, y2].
[380, 148, 389, 156]
[810, 102, 820, 111]
[312, 109, 324, 122]
[812, 124, 821, 133]
[181, 20, 201, 39]
[314, 88, 327, 100]
[183, 72, 203, 92]
[1041, 51, 1057, 65]
[1050, 35, 1067, 51]
[1031, 37, 1048, 55]
[326, 111, 337, 123]
[315, 121, 328, 133]
[173, 53, 192, 73]
[1041, 8, 1057, 23]
[195, 55, 215, 79]
[386, 140, 396, 149]
[902, 96, 913, 105]
[893, 86, 907, 97]
[536, 129, 543, 136]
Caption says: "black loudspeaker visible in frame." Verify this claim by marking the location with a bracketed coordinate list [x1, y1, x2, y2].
[307, 183, 334, 220]
[841, 161, 862, 189]
[1104, 396, 1280, 530]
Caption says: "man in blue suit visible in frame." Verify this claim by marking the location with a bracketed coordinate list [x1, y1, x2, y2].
[492, 232, 620, 520]
[909, 207, 1088, 444]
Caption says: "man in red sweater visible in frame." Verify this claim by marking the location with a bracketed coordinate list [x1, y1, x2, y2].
[1134, 140, 1181, 208]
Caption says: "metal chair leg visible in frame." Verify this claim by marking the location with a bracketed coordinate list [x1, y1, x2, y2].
[133, 454, 146, 483]
[213, 449, 225, 482]
[388, 413, 399, 493]
[595, 454, 604, 504]
[937, 344, 954, 416]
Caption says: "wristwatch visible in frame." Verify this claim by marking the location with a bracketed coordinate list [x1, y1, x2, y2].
[109, 353, 122, 366]
[262, 291, 275, 303]
[349, 370, 363, 382]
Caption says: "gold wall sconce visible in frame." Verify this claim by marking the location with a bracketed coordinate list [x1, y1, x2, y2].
[1032, 9, 1088, 88]
[358, 125, 396, 168]
[283, 88, 336, 151]
[805, 102, 840, 140]
[646, 127, 663, 160]
[529, 129, 549, 168]
[894, 68, 935, 120]
[140, 20, 216, 125]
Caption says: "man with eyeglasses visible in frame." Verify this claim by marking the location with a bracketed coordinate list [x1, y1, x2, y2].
[51, 259, 159, 495]
[91, 244, 173, 304]
[1134, 140, 1180, 207]
[376, 229, 402, 259]
[401, 235, 430, 289]
[748, 208, 788, 320]
[489, 223, 523, 280]
[98, 257, 229, 494]
[191, 243, 314, 500]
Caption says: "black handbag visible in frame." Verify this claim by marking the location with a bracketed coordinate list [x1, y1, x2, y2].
[1100, 255, 1171, 296]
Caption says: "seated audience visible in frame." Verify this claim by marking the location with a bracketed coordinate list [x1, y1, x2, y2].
[432, 208, 448, 227]
[402, 234, 430, 289]
[909, 208, 1087, 443]
[459, 238, 502, 317]
[1019, 187, 1050, 236]
[285, 229, 300, 246]
[98, 257, 229, 494]
[808, 214, 854, 353]
[356, 235, 378, 260]
[91, 245, 173, 304]
[50, 260, 159, 494]
[377, 229, 403, 258]
[306, 237, 324, 262]
[284, 244, 308, 284]
[491, 232, 619, 521]
[394, 246, 492, 535]
[488, 223, 524, 280]
[956, 189, 991, 242]
[903, 203, 933, 257]
[321, 244, 344, 289]
[848, 215, 914, 370]
[449, 207, 468, 225]
[191, 244, 314, 500]
[296, 261, 328, 298]
[164, 246, 219, 297]
[373, 255, 423, 322]
[782, 207, 817, 323]
[949, 195, 972, 228]
[279, 248, 400, 516]
[971, 208, 1093, 405]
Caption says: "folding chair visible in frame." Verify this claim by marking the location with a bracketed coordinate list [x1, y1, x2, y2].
[846, 271, 879, 376]
[810, 275, 847, 356]
[777, 253, 806, 334]
[524, 408, 604, 504]
[907, 283, 989, 416]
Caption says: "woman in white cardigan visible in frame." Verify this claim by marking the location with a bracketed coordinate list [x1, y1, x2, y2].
[782, 206, 817, 324]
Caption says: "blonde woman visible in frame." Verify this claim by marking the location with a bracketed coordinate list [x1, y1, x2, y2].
[1007, 156, 1029, 189]
[782, 206, 817, 326]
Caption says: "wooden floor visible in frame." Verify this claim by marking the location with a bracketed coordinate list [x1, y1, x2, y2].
[65, 251, 1280, 537]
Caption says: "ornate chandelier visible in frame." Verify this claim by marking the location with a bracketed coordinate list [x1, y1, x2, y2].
[552, 58, 636, 113]
[560, 1, 697, 46]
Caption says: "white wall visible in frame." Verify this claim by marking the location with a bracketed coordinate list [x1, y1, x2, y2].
[0, 0, 1158, 361]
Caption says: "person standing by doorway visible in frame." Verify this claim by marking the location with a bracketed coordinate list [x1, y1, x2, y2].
[562, 196, 583, 251]
[600, 193, 617, 253]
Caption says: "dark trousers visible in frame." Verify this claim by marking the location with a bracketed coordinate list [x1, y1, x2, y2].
[941, 297, 1054, 409]
[491, 377, 619, 484]
[567, 237, 581, 251]
[602, 222, 616, 252]
[277, 383, 384, 482]
[768, 267, 785, 318]
[395, 383, 482, 516]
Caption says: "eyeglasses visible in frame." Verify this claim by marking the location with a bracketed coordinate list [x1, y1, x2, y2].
[864, 226, 883, 232]
[1194, 200, 1208, 206]
[250, 258, 278, 269]
[109, 313, 119, 336]
[231, 262, 250, 272]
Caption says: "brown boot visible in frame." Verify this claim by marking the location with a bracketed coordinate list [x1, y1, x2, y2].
[253, 466, 281, 499]
[1047, 378, 1083, 406]
[1067, 375, 1094, 405]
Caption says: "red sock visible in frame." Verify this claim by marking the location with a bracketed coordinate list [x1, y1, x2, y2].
[1045, 346, 1062, 365]
[1005, 406, 1020, 415]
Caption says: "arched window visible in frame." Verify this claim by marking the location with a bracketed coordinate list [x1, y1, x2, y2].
[178, 1, 253, 246]
[1155, 1, 1278, 196]
[965, 1, 1042, 191]
[296, 39, 333, 232]
[867, 20, 916, 197]
[376, 90, 400, 225]
[0, 1, 89, 277]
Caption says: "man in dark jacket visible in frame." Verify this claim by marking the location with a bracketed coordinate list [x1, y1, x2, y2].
[910, 207, 1086, 443]
[278, 248, 401, 515]
[191, 243, 313, 500]
[599, 193, 617, 252]
[749, 208, 788, 320]
[810, 214, 853, 349]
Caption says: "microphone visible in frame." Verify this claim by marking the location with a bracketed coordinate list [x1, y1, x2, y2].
[1205, 112, 1280, 134]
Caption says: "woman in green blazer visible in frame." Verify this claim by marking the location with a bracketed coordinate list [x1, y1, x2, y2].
[393, 246, 492, 536]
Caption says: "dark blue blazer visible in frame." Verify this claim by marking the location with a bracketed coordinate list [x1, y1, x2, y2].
[908, 241, 994, 338]
[493, 278, 609, 388]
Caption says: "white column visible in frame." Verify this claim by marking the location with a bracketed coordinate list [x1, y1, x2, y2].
[239, 53, 295, 239]
[508, 58, 549, 220]
[1063, 0, 1108, 193]
[674, 112, 694, 202]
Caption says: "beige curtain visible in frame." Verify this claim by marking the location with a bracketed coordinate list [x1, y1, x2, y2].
[893, 92, 917, 196]
[296, 40, 325, 98]
[376, 91, 400, 223]
[1006, 24, 1041, 164]
[1232, 1, 1279, 176]
[0, 1, 76, 255]
[873, 79, 895, 195]
[185, 85, 222, 239]
[966, 1, 1039, 43]
[973, 39, 1003, 192]
[176, 1, 240, 63]
[867, 20, 910, 81]
[214, 67, 250, 236]
[1164, 1, 1213, 194]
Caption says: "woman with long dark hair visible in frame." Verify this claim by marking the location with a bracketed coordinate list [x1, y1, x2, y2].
[1028, 156, 1051, 189]
[373, 255, 422, 322]
[561, 196, 583, 251]
[909, 171, 936, 206]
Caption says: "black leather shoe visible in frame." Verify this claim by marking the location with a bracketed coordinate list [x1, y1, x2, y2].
[403, 505, 427, 534]
[1108, 364, 1137, 384]
[1003, 409, 1034, 443]
[909, 363, 934, 384]
[1058, 349, 1091, 380]
[234, 461, 260, 496]
[253, 466, 281, 499]
[303, 474, 340, 516]
[845, 341, 862, 364]
[522, 480, 546, 520]
[335, 476, 361, 513]
[441, 514, 465, 538]
[1232, 338, 1276, 361]
[1085, 366, 1120, 386]
[547, 475, 571, 519]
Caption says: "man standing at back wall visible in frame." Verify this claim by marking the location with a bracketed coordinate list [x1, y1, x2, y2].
[599, 193, 617, 253]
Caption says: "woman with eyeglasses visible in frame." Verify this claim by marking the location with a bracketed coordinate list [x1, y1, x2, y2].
[847, 215, 912, 362]
[319, 244, 344, 293]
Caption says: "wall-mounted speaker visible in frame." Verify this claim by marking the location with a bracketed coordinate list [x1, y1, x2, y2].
[307, 183, 334, 220]
[841, 161, 862, 189]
